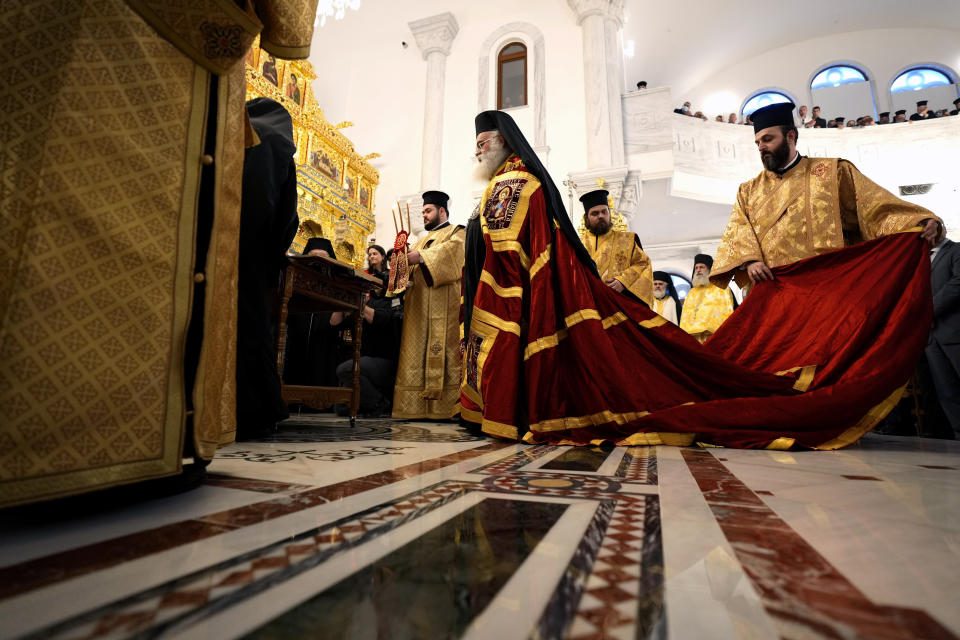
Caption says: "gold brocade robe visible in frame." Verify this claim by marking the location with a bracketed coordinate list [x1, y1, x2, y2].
[651, 296, 679, 325]
[393, 223, 466, 419]
[712, 156, 940, 289]
[581, 230, 654, 306]
[680, 285, 734, 343]
[0, 0, 318, 507]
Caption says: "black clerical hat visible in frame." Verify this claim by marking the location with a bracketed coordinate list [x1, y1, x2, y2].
[879, 112, 890, 118]
[422, 190, 449, 209]
[303, 236, 335, 258]
[653, 270, 671, 283]
[693, 254, 713, 270]
[835, 116, 845, 122]
[475, 112, 498, 135]
[579, 189, 609, 213]
[953, 98, 960, 105]
[895, 109, 906, 116]
[916, 100, 928, 107]
[750, 101, 796, 132]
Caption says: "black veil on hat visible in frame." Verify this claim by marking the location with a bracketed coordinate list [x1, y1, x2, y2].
[473, 110, 597, 275]
[653, 270, 682, 313]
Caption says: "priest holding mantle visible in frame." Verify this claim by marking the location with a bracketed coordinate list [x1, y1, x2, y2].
[392, 191, 465, 420]
[711, 101, 943, 291]
[578, 189, 654, 306]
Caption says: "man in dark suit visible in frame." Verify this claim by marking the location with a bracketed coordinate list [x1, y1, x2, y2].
[926, 237, 960, 437]
[804, 105, 827, 128]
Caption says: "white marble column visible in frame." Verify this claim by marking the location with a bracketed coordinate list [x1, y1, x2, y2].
[568, 0, 626, 169]
[409, 12, 459, 190]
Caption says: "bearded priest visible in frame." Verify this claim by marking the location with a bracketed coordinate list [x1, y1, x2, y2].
[578, 189, 654, 305]
[679, 254, 734, 343]
[712, 101, 943, 290]
[392, 191, 465, 420]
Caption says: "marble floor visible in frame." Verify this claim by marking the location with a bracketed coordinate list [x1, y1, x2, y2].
[2, 417, 959, 640]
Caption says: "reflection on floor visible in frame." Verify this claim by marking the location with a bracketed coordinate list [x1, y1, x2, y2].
[2, 416, 959, 639]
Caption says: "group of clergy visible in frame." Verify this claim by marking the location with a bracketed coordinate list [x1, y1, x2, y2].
[374, 98, 954, 436]
[575, 188, 736, 344]
[381, 184, 740, 423]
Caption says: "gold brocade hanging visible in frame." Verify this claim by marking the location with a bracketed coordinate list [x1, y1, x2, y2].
[245, 38, 380, 268]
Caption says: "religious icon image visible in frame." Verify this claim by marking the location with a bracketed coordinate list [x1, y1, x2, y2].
[493, 185, 512, 221]
[345, 175, 355, 197]
[359, 186, 370, 208]
[310, 149, 340, 181]
[261, 53, 278, 86]
[285, 72, 302, 105]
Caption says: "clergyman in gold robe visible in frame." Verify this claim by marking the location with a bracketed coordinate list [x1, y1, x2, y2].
[711, 101, 943, 291]
[0, 0, 319, 508]
[680, 254, 734, 343]
[578, 189, 654, 306]
[393, 191, 466, 419]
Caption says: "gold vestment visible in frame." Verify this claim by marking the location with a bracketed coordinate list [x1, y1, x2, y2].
[580, 230, 654, 305]
[0, 0, 317, 507]
[680, 285, 734, 343]
[712, 157, 939, 289]
[651, 296, 679, 325]
[393, 224, 466, 419]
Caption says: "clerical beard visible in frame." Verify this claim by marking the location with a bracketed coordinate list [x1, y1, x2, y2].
[654, 289, 667, 300]
[474, 138, 512, 181]
[586, 218, 611, 236]
[692, 273, 711, 287]
[760, 135, 790, 171]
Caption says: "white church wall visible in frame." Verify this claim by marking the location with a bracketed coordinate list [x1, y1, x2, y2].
[680, 28, 960, 120]
[306, 0, 590, 247]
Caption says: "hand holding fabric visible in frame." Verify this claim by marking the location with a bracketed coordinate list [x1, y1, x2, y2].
[747, 261, 775, 283]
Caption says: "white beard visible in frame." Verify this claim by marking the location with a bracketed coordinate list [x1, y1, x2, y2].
[692, 273, 711, 288]
[474, 140, 512, 182]
[653, 290, 667, 300]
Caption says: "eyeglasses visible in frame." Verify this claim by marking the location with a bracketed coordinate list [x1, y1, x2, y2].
[476, 136, 498, 151]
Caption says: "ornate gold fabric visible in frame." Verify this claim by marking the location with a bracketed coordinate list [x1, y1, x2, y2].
[651, 296, 679, 324]
[392, 224, 466, 419]
[679, 285, 734, 343]
[0, 0, 316, 507]
[580, 230, 654, 305]
[712, 157, 939, 289]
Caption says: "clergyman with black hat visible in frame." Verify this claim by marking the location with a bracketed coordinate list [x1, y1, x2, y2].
[711, 100, 943, 291]
[910, 100, 938, 121]
[392, 190, 465, 420]
[578, 189, 654, 305]
[679, 255, 733, 343]
[950, 98, 960, 116]
[651, 271, 681, 324]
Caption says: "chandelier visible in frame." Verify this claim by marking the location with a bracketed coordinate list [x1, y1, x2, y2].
[314, 0, 361, 27]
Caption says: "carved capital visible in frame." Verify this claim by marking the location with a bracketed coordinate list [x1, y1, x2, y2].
[567, 0, 624, 26]
[408, 12, 459, 60]
[565, 165, 642, 222]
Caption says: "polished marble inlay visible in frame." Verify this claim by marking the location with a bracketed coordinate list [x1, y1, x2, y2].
[246, 498, 568, 639]
[2, 417, 958, 640]
[541, 447, 612, 472]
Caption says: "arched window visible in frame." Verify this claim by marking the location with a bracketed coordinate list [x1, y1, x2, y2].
[811, 65, 868, 90]
[497, 42, 527, 109]
[891, 67, 953, 93]
[741, 91, 793, 117]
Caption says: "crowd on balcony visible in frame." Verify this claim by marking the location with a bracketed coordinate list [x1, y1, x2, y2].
[671, 97, 960, 128]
